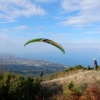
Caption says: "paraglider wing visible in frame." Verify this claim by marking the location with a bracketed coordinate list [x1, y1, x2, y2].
[24, 38, 65, 54]
[24, 38, 44, 46]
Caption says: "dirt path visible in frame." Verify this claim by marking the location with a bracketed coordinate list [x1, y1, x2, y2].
[42, 70, 100, 85]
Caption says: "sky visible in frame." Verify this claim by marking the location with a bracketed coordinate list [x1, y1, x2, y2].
[0, 0, 100, 65]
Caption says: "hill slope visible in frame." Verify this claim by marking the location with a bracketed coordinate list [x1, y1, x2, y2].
[41, 70, 100, 99]
[42, 70, 100, 84]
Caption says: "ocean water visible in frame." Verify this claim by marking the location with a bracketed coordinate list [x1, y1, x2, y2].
[18, 49, 100, 68]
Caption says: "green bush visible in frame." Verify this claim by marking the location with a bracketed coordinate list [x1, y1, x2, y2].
[66, 81, 74, 90]
[87, 65, 91, 70]
[67, 67, 73, 71]
[73, 65, 84, 70]
[0, 72, 42, 100]
[64, 81, 83, 96]
[97, 66, 100, 70]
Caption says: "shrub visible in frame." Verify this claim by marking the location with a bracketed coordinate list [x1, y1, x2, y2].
[73, 65, 84, 70]
[97, 66, 100, 70]
[0, 72, 42, 100]
[87, 65, 91, 70]
[86, 82, 100, 100]
[66, 81, 83, 94]
[41, 82, 63, 99]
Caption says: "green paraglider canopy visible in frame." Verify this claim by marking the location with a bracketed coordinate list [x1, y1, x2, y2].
[24, 38, 65, 54]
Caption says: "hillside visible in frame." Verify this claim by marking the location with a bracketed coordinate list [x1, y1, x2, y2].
[42, 70, 100, 84]
[41, 69, 100, 100]
[0, 66, 100, 100]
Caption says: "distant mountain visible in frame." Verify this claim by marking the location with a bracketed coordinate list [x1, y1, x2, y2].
[0, 56, 68, 76]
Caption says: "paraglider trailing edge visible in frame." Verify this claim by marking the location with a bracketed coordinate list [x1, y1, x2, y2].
[24, 38, 65, 54]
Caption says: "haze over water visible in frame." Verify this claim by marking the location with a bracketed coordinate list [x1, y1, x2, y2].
[18, 48, 100, 68]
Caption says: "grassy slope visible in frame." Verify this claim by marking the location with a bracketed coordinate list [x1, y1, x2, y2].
[42, 70, 100, 84]
[41, 69, 100, 99]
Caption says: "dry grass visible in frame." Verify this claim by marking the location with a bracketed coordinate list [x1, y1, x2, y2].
[42, 70, 100, 84]
[41, 70, 100, 100]
[42, 81, 100, 100]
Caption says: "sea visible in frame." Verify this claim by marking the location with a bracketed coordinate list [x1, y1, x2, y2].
[17, 48, 100, 68]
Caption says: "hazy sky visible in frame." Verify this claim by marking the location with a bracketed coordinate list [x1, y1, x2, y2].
[0, 0, 100, 55]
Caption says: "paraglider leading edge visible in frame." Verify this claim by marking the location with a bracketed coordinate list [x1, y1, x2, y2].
[24, 38, 65, 54]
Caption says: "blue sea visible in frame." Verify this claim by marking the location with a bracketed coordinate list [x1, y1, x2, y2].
[17, 49, 100, 68]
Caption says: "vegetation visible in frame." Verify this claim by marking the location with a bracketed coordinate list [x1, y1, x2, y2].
[41, 65, 100, 100]
[49, 81, 100, 100]
[0, 65, 100, 100]
[43, 65, 86, 81]
[0, 72, 42, 100]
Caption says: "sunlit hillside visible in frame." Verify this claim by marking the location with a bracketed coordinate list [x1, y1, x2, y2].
[0, 65, 100, 100]
[41, 66, 100, 100]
